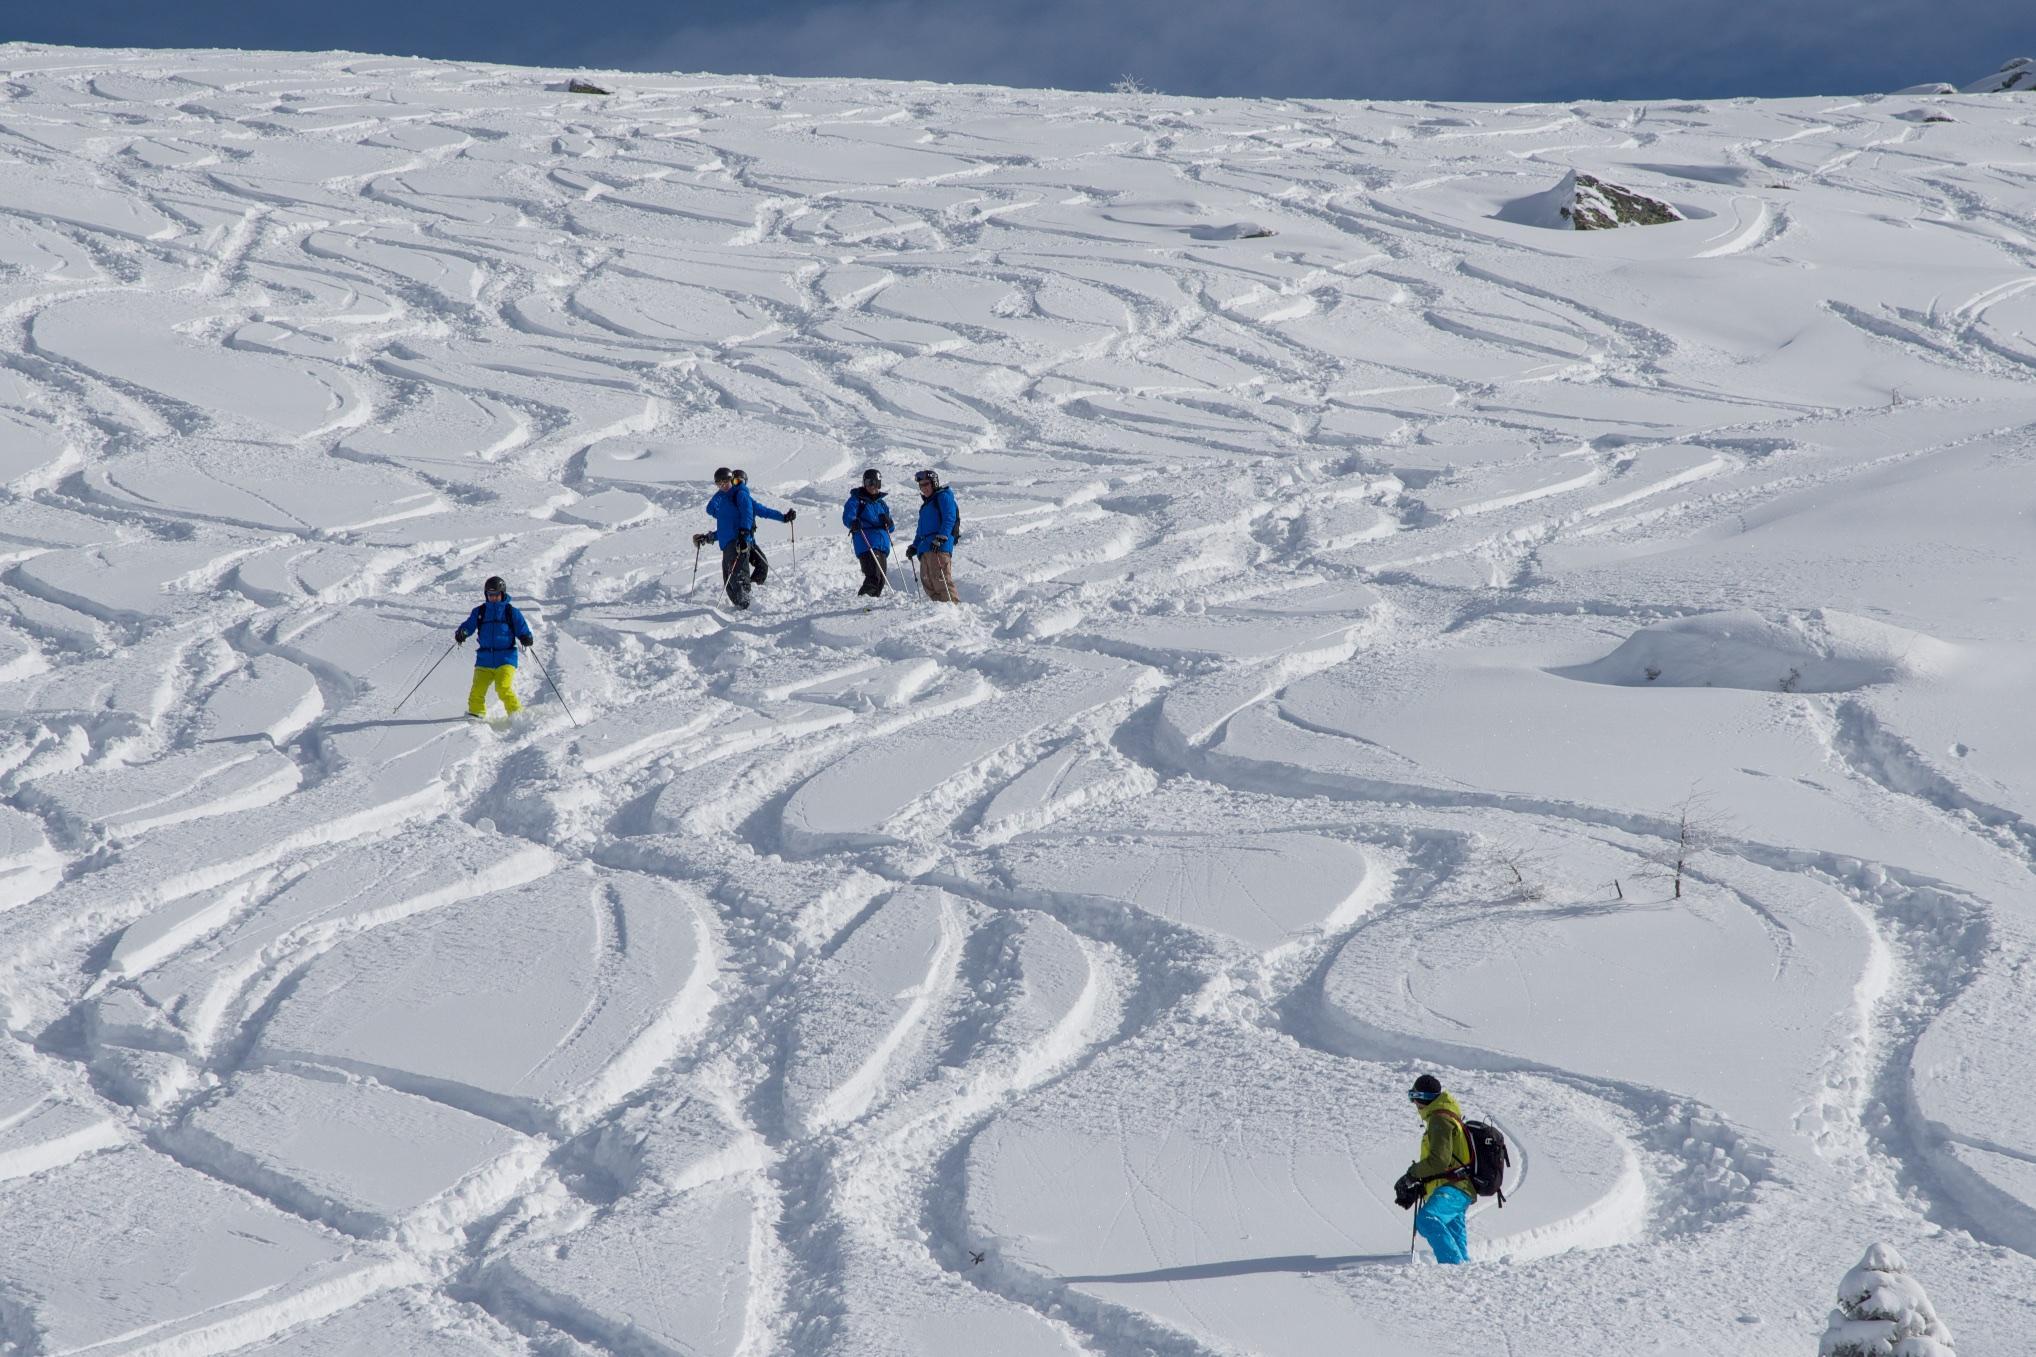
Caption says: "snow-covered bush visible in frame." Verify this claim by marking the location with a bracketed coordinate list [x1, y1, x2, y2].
[1817, 1243, 1955, 1356]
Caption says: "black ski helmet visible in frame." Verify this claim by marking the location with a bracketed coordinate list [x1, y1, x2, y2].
[1408, 1073, 1443, 1104]
[861, 468, 882, 489]
[731, 468, 748, 484]
[713, 466, 732, 483]
[914, 468, 942, 490]
[483, 575, 506, 596]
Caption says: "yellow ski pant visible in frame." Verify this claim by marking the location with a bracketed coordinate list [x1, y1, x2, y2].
[468, 664, 521, 717]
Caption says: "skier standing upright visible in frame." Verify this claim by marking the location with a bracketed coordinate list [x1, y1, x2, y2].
[842, 468, 894, 598]
[693, 466, 794, 609]
[1394, 1074, 1475, 1264]
[453, 575, 534, 719]
[906, 468, 960, 603]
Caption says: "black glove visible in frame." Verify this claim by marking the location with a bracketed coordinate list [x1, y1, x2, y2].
[783, 509, 797, 523]
[905, 545, 918, 560]
[879, 515, 893, 532]
[454, 629, 468, 644]
[692, 532, 712, 548]
[1393, 1174, 1420, 1210]
[930, 536, 948, 551]
[518, 635, 533, 648]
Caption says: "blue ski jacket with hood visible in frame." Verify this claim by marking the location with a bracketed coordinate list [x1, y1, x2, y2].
[842, 487, 893, 555]
[705, 483, 788, 549]
[457, 595, 534, 668]
[912, 485, 960, 556]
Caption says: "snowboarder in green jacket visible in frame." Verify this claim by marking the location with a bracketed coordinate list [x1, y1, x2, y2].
[1394, 1074, 1474, 1263]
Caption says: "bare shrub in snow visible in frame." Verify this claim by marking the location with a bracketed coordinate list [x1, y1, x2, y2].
[1818, 1242, 1955, 1355]
[1478, 837, 1551, 903]
[1112, 74, 1154, 96]
[1644, 791, 1726, 900]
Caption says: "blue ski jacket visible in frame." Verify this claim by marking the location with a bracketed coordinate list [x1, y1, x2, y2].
[457, 595, 534, 668]
[705, 484, 788, 549]
[912, 486, 960, 556]
[842, 488, 893, 555]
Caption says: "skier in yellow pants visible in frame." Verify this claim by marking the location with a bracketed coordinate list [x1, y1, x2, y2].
[453, 576, 534, 719]
[466, 664, 521, 718]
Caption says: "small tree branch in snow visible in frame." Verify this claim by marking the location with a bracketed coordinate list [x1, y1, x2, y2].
[1488, 839, 1551, 903]
[1644, 790, 1726, 900]
[1112, 74, 1155, 96]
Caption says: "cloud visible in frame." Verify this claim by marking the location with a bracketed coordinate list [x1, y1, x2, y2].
[14, 0, 2031, 102]
[601, 0, 2031, 102]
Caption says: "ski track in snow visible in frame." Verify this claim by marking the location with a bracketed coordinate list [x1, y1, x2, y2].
[2, 45, 2036, 1356]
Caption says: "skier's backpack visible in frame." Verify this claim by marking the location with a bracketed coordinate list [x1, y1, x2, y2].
[1461, 1119, 1511, 1206]
[946, 488, 962, 546]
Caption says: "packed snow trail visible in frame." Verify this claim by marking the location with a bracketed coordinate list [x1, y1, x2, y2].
[3, 44, 2036, 1355]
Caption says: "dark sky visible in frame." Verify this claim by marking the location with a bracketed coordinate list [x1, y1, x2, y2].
[8, 1, 2030, 102]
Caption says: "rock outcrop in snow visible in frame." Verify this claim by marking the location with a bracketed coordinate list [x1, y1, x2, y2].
[1504, 170, 1683, 230]
[1818, 1243, 1956, 1356]
[1962, 57, 2033, 93]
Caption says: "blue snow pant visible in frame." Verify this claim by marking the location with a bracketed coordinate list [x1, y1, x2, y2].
[1415, 1185, 1472, 1264]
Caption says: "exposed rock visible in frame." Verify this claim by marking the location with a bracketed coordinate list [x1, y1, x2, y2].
[1562, 172, 1682, 230]
[567, 79, 612, 96]
[1499, 170, 1685, 231]
[1963, 57, 2033, 93]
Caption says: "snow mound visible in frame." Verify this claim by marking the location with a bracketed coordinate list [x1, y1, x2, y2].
[0, 1147, 407, 1353]
[1499, 170, 1684, 230]
[1317, 846, 1870, 1147]
[1963, 57, 2034, 93]
[993, 830, 1373, 950]
[1188, 221, 1277, 240]
[1820, 1242, 1957, 1355]
[252, 868, 716, 1134]
[1551, 609, 1959, 692]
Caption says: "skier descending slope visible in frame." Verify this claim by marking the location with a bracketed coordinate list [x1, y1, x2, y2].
[842, 468, 895, 598]
[1394, 1074, 1475, 1264]
[692, 466, 794, 610]
[454, 575, 534, 720]
[906, 468, 961, 603]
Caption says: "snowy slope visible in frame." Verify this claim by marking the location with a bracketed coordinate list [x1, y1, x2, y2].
[1, 42, 2035, 1355]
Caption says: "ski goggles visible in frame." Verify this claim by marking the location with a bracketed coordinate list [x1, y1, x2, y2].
[914, 470, 938, 484]
[1407, 1088, 1440, 1105]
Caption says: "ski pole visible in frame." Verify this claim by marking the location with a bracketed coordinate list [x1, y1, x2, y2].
[393, 639, 459, 715]
[790, 518, 798, 577]
[691, 542, 702, 587]
[527, 647, 581, 728]
[1409, 1217, 1419, 1264]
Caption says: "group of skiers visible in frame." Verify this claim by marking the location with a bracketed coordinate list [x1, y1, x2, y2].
[688, 465, 962, 611]
[456, 465, 965, 718]
[449, 492, 1505, 1267]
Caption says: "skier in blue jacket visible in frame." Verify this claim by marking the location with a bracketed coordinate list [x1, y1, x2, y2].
[905, 468, 960, 603]
[841, 468, 894, 598]
[453, 575, 534, 718]
[691, 467, 794, 609]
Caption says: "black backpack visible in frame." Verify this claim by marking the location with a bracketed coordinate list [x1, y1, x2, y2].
[1461, 1118, 1511, 1206]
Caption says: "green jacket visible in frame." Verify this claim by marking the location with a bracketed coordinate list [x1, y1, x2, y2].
[1406, 1091, 1473, 1200]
